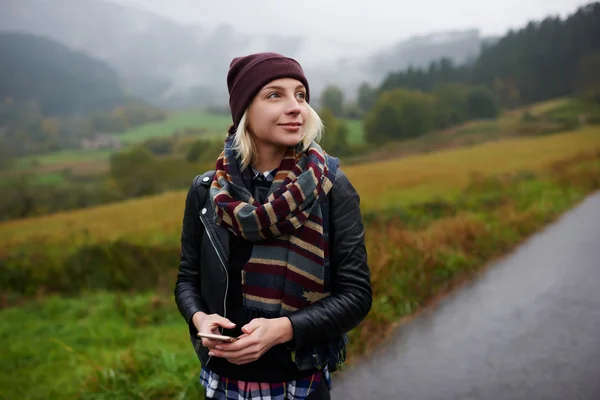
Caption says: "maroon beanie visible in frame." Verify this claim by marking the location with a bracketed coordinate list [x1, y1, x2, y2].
[227, 52, 310, 129]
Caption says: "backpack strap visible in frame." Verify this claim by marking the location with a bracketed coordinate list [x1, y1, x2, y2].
[321, 153, 339, 240]
[194, 170, 216, 209]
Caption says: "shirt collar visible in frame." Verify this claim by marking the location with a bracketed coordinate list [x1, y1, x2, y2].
[251, 167, 277, 182]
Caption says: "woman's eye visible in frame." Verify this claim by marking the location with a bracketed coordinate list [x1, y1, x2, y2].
[267, 92, 280, 99]
[296, 92, 306, 100]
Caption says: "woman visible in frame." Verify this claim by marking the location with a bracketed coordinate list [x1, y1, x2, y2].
[175, 52, 372, 400]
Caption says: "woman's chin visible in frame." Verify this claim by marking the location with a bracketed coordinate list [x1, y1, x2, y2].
[276, 133, 304, 147]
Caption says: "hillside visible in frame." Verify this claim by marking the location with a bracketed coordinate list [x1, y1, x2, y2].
[2, 125, 599, 249]
[0, 32, 127, 115]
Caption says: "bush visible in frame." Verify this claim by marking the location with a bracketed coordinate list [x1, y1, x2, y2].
[320, 85, 344, 117]
[319, 107, 353, 156]
[343, 102, 363, 119]
[467, 85, 499, 119]
[1, 241, 178, 296]
[364, 88, 436, 144]
[186, 138, 223, 163]
[142, 137, 174, 156]
[433, 83, 471, 129]
[0, 178, 124, 221]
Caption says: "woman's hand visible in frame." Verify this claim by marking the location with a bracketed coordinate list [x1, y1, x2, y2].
[208, 317, 293, 365]
[192, 311, 236, 350]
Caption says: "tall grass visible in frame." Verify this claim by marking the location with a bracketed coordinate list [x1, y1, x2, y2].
[0, 293, 204, 400]
[348, 149, 600, 358]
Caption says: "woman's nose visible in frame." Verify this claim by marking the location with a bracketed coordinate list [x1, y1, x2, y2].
[285, 96, 301, 114]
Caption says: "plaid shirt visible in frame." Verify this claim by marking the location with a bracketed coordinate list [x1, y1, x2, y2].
[200, 365, 331, 400]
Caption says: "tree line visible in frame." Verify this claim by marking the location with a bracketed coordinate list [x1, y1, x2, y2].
[0, 100, 167, 161]
[378, 2, 600, 107]
[318, 2, 600, 145]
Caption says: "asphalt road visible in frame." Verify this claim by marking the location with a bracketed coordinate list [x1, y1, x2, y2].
[332, 192, 600, 400]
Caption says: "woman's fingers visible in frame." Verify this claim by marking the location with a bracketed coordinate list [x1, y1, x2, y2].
[198, 314, 236, 349]
[201, 338, 221, 349]
[211, 339, 260, 360]
[210, 315, 236, 329]
[216, 336, 253, 352]
[211, 349, 260, 364]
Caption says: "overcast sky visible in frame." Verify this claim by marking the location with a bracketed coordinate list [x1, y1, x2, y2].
[110, 0, 589, 46]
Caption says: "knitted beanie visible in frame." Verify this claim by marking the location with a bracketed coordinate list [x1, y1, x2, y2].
[227, 52, 310, 129]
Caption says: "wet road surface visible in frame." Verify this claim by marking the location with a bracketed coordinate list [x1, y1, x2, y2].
[332, 192, 600, 400]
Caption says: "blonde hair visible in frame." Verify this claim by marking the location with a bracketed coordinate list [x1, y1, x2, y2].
[232, 104, 323, 171]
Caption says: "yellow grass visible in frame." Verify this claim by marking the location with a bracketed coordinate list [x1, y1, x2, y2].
[502, 97, 571, 120]
[347, 126, 600, 209]
[0, 191, 188, 248]
[527, 98, 572, 116]
[1, 126, 599, 249]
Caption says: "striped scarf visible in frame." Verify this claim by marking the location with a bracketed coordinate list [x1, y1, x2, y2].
[210, 135, 338, 316]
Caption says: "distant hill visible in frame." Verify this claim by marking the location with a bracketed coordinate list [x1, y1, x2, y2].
[0, 32, 127, 116]
[0, 0, 492, 107]
[306, 30, 497, 102]
[366, 29, 498, 76]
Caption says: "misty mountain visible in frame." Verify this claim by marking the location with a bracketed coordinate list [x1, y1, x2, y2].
[0, 0, 490, 108]
[0, 32, 127, 115]
[366, 29, 497, 76]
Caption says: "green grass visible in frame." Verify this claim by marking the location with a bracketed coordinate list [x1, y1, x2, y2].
[527, 98, 572, 116]
[541, 98, 600, 120]
[114, 111, 230, 144]
[0, 292, 203, 400]
[0, 170, 68, 187]
[2, 148, 599, 399]
[25, 171, 67, 185]
[12, 112, 230, 169]
[15, 149, 114, 169]
[342, 119, 365, 145]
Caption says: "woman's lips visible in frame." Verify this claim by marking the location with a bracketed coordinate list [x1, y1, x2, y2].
[278, 123, 302, 132]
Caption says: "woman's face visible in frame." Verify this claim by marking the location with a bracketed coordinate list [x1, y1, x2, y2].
[246, 78, 308, 151]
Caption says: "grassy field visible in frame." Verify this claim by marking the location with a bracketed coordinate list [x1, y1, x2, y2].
[0, 292, 202, 399]
[1, 128, 599, 399]
[15, 149, 114, 169]
[526, 97, 572, 116]
[343, 119, 365, 145]
[0, 170, 69, 186]
[113, 110, 231, 144]
[9, 112, 229, 172]
[2, 125, 598, 249]
[8, 96, 585, 183]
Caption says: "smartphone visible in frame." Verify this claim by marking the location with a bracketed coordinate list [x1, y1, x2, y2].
[197, 332, 238, 343]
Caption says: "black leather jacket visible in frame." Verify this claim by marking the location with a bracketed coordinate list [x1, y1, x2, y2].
[174, 168, 372, 371]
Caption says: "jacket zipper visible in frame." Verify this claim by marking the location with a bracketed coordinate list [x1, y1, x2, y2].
[199, 208, 229, 366]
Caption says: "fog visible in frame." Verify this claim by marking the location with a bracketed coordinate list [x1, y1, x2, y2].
[1, 0, 591, 107]
[108, 0, 588, 47]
